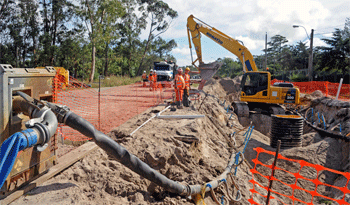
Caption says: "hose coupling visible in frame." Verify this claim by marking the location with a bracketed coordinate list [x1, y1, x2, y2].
[45, 102, 71, 123]
[25, 109, 51, 152]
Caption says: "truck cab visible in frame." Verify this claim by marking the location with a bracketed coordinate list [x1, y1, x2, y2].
[153, 61, 176, 82]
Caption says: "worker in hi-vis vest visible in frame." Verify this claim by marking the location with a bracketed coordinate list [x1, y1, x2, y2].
[142, 71, 147, 87]
[148, 69, 154, 91]
[174, 68, 185, 109]
[153, 70, 158, 90]
[182, 67, 191, 107]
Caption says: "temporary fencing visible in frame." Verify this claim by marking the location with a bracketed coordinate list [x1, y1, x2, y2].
[53, 75, 173, 141]
[249, 147, 350, 205]
[271, 79, 350, 100]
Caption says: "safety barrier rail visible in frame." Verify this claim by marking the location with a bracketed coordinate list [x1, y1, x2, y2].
[271, 79, 350, 100]
[53, 75, 172, 141]
[249, 147, 350, 204]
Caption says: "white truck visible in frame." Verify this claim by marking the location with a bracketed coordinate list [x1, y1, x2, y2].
[153, 61, 176, 82]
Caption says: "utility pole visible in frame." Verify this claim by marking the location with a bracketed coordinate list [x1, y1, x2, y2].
[293, 25, 314, 81]
[308, 29, 314, 81]
[264, 32, 267, 70]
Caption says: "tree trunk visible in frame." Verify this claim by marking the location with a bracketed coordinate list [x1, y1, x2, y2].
[89, 43, 96, 83]
[32, 34, 36, 67]
[136, 37, 151, 76]
[104, 42, 108, 76]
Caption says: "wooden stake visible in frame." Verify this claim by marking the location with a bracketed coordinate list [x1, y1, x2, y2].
[266, 140, 281, 205]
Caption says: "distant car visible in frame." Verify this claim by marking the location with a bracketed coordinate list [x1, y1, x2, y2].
[191, 75, 201, 79]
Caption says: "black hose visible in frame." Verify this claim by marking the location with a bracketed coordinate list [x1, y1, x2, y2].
[64, 111, 188, 195]
[304, 120, 349, 141]
[63, 111, 242, 196]
[291, 109, 349, 141]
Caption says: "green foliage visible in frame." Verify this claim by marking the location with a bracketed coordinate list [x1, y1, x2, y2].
[290, 73, 308, 82]
[136, 0, 178, 75]
[216, 57, 243, 78]
[90, 75, 140, 88]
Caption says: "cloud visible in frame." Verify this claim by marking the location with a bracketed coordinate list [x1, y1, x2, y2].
[142, 0, 348, 66]
[172, 45, 193, 56]
[235, 36, 265, 51]
[176, 58, 192, 67]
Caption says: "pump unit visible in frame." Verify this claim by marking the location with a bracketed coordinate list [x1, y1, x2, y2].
[0, 64, 57, 195]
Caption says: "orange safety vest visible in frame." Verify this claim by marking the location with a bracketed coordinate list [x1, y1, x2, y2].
[175, 74, 184, 89]
[183, 73, 190, 89]
[153, 73, 157, 82]
[149, 74, 153, 81]
[142, 73, 147, 79]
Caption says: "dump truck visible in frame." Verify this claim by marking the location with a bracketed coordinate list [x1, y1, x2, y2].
[153, 61, 177, 82]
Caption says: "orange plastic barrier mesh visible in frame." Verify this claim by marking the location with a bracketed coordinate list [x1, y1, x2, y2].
[53, 74, 173, 141]
[271, 79, 350, 100]
[249, 147, 350, 205]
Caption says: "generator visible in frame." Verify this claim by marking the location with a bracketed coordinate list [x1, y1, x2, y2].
[0, 64, 57, 195]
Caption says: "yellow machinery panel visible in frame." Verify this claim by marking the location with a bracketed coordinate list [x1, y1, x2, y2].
[0, 64, 57, 196]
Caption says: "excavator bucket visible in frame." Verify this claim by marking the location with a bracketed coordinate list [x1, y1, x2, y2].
[197, 61, 223, 90]
[198, 61, 223, 81]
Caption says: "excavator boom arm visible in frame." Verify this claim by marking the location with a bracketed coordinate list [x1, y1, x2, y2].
[187, 15, 258, 72]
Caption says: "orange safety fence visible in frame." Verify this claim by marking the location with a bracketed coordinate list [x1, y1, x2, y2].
[249, 147, 350, 205]
[271, 79, 350, 100]
[53, 74, 173, 141]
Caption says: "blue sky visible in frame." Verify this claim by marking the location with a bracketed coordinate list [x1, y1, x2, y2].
[140, 0, 349, 67]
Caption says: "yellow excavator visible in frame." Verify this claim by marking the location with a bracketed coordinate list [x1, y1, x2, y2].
[187, 15, 300, 117]
[36, 66, 69, 89]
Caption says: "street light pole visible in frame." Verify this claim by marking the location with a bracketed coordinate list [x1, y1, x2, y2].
[293, 25, 314, 81]
[308, 29, 314, 81]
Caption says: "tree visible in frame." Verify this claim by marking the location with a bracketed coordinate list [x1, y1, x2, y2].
[76, 0, 124, 82]
[151, 37, 176, 58]
[318, 28, 350, 73]
[18, 0, 40, 67]
[136, 0, 178, 76]
[0, 0, 14, 24]
[266, 35, 289, 76]
[38, 0, 75, 66]
[116, 0, 146, 76]
[216, 57, 242, 78]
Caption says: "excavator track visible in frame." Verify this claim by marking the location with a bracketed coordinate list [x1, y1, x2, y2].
[269, 104, 286, 115]
[233, 101, 286, 117]
[232, 101, 249, 118]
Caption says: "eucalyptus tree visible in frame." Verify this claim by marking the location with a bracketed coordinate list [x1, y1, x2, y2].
[76, 0, 124, 82]
[116, 0, 147, 76]
[136, 0, 178, 75]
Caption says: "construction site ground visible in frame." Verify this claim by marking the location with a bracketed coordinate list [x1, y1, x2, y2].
[9, 78, 350, 205]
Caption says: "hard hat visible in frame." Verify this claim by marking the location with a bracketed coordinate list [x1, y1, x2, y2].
[150, 69, 153, 72]
[185, 67, 190, 71]
[177, 68, 183, 72]
[144, 70, 146, 73]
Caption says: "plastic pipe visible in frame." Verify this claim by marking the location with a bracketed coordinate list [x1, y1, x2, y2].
[336, 78, 343, 100]
[0, 129, 38, 188]
[322, 115, 326, 130]
[130, 106, 170, 136]
[157, 115, 205, 119]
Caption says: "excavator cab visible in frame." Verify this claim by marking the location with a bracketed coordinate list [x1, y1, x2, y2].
[241, 72, 268, 97]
